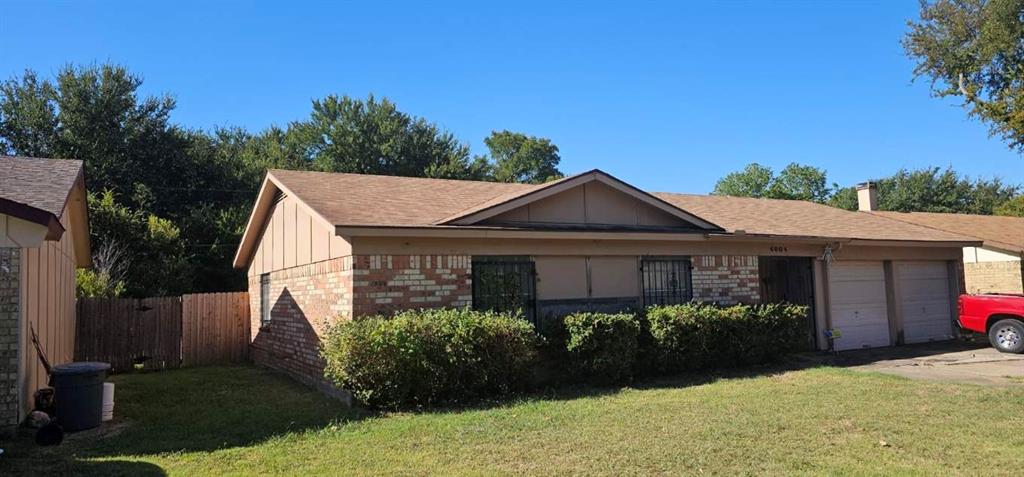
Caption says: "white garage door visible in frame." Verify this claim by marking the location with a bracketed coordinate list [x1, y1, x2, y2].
[829, 261, 890, 350]
[895, 261, 953, 344]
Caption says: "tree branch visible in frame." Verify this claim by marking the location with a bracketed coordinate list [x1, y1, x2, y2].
[957, 72, 973, 98]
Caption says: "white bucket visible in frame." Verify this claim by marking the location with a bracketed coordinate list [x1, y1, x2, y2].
[102, 382, 115, 421]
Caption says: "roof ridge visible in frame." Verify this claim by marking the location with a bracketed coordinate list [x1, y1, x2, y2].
[267, 168, 536, 188]
[652, 191, 845, 206]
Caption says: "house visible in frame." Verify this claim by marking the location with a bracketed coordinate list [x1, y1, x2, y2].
[233, 169, 978, 391]
[0, 156, 91, 436]
[855, 182, 1024, 295]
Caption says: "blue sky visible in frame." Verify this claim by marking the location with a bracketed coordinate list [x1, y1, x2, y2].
[2, 1, 1022, 193]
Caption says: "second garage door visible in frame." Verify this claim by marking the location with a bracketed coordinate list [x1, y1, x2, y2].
[829, 261, 891, 350]
[895, 261, 953, 344]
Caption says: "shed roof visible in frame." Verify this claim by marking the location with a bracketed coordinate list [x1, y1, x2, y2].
[0, 156, 84, 239]
[869, 211, 1024, 254]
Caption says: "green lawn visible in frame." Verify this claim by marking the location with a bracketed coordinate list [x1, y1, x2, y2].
[3, 364, 1023, 476]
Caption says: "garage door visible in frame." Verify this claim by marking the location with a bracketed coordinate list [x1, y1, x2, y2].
[895, 261, 953, 344]
[829, 261, 890, 350]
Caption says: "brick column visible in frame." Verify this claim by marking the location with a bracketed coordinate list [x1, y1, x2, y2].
[0, 248, 20, 436]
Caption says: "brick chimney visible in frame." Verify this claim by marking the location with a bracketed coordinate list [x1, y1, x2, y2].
[856, 182, 877, 211]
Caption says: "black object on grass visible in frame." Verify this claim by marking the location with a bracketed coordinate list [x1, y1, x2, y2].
[36, 423, 64, 446]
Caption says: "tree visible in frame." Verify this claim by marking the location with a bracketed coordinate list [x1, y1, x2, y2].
[712, 163, 774, 198]
[829, 167, 1019, 214]
[87, 190, 190, 297]
[767, 163, 832, 202]
[1, 65, 567, 296]
[995, 195, 1024, 216]
[483, 130, 563, 184]
[0, 64, 188, 201]
[286, 94, 487, 180]
[713, 162, 831, 202]
[76, 241, 129, 298]
[905, 0, 1024, 152]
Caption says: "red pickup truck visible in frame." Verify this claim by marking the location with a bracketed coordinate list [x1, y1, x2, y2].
[958, 294, 1024, 353]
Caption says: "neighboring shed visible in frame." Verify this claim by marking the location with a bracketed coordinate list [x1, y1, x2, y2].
[233, 169, 979, 391]
[855, 182, 1024, 295]
[0, 156, 91, 436]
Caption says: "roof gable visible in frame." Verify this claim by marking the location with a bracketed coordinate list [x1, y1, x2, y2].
[0, 156, 91, 265]
[0, 156, 84, 240]
[439, 170, 722, 231]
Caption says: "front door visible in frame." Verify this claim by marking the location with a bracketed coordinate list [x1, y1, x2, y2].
[760, 257, 816, 349]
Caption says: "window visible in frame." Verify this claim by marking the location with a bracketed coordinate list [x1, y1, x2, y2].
[259, 274, 271, 326]
[472, 256, 537, 323]
[641, 257, 692, 306]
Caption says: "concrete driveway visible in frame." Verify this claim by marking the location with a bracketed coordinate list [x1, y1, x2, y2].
[797, 340, 1024, 386]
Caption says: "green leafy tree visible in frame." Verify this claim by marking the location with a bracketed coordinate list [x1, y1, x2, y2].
[712, 163, 774, 198]
[482, 130, 563, 183]
[905, 0, 1024, 152]
[830, 167, 1019, 213]
[713, 162, 831, 202]
[86, 190, 190, 297]
[0, 65, 274, 295]
[0, 64, 187, 200]
[286, 94, 488, 180]
[994, 195, 1024, 216]
[1, 64, 567, 296]
[826, 187, 859, 210]
[767, 163, 832, 202]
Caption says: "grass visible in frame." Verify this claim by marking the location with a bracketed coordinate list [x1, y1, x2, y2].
[3, 365, 1024, 476]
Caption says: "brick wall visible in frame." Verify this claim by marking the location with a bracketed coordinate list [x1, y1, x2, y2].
[248, 256, 353, 398]
[0, 248, 19, 436]
[691, 255, 760, 305]
[249, 254, 471, 398]
[351, 255, 472, 317]
[964, 260, 1024, 294]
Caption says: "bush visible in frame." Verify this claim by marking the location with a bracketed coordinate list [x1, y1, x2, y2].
[564, 312, 641, 384]
[321, 308, 540, 409]
[646, 303, 808, 372]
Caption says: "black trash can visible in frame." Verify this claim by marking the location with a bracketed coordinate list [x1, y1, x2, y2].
[50, 362, 111, 431]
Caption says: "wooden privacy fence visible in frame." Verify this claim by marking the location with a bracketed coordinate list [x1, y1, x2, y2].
[75, 292, 250, 372]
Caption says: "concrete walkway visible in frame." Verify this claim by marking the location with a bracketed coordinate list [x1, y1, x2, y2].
[795, 340, 1024, 386]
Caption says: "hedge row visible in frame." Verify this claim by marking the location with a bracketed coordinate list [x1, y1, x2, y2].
[322, 303, 809, 409]
[562, 303, 808, 383]
[321, 308, 539, 409]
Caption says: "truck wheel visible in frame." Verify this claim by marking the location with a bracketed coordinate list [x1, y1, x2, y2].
[988, 319, 1024, 354]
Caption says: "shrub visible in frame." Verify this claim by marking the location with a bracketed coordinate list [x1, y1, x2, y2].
[564, 312, 641, 384]
[646, 303, 808, 373]
[321, 308, 540, 409]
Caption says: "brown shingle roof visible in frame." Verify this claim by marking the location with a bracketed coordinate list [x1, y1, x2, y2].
[270, 169, 536, 226]
[653, 193, 972, 242]
[265, 169, 975, 243]
[0, 156, 83, 218]
[869, 211, 1024, 253]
